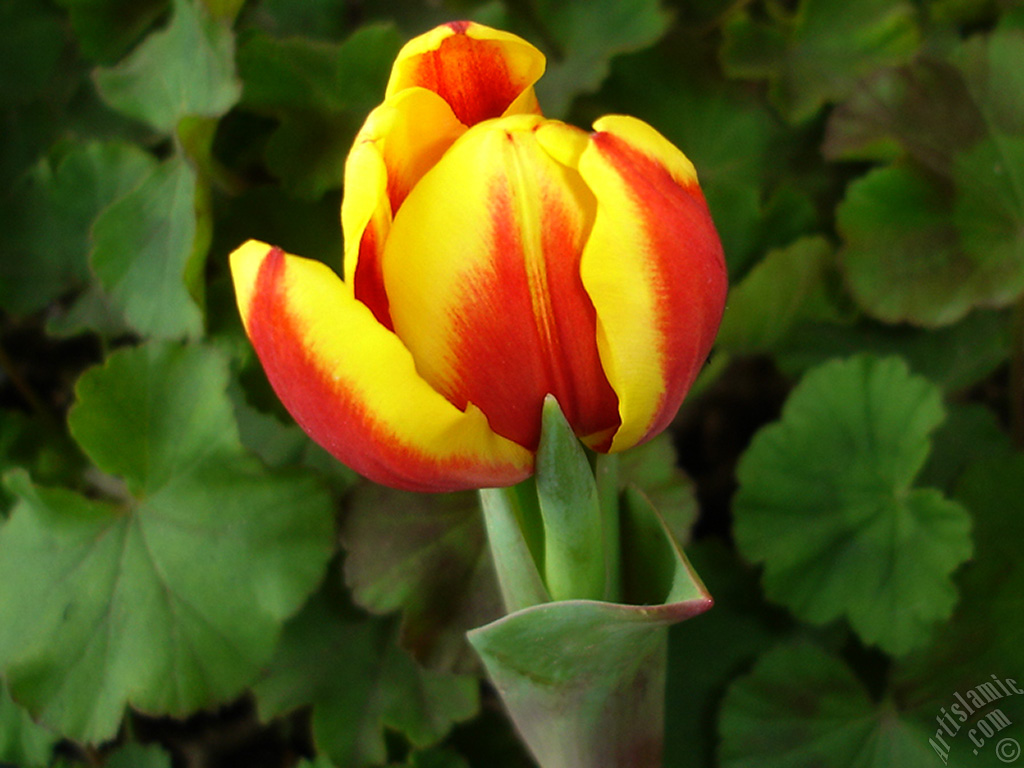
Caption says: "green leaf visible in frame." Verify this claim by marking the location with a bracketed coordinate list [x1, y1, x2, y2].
[469, 489, 711, 768]
[952, 136, 1024, 302]
[94, 0, 241, 133]
[733, 355, 972, 656]
[663, 540, 790, 768]
[894, 455, 1024, 700]
[341, 485, 502, 673]
[0, 680, 56, 767]
[775, 309, 1011, 392]
[535, 395, 605, 602]
[0, 342, 335, 743]
[254, 593, 479, 768]
[106, 742, 173, 768]
[617, 434, 698, 546]
[0, 0, 64, 105]
[721, 0, 920, 123]
[717, 236, 844, 354]
[823, 58, 985, 172]
[237, 24, 402, 198]
[91, 151, 207, 338]
[55, 0, 169, 64]
[719, 640, 935, 768]
[532, 0, 672, 117]
[596, 41, 784, 274]
[1, 141, 156, 315]
[837, 165, 984, 327]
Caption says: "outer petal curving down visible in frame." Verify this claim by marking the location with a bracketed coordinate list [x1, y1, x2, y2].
[230, 240, 533, 492]
[577, 115, 728, 453]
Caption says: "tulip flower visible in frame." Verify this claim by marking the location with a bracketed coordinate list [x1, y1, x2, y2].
[231, 21, 727, 493]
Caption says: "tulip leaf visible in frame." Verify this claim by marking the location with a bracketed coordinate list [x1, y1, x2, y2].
[719, 640, 935, 768]
[91, 151, 207, 338]
[733, 355, 972, 656]
[717, 236, 844, 354]
[341, 485, 503, 673]
[94, 0, 241, 133]
[254, 592, 479, 768]
[720, 0, 920, 123]
[0, 141, 156, 315]
[54, 0, 169, 64]
[468, 489, 710, 768]
[535, 395, 606, 602]
[237, 24, 402, 198]
[0, 342, 335, 743]
[532, 0, 671, 116]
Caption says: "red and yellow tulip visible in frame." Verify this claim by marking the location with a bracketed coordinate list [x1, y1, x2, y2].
[231, 21, 727, 493]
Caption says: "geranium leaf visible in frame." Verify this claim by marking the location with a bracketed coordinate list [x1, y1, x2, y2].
[1, 141, 155, 315]
[717, 236, 844, 354]
[91, 151, 206, 338]
[0, 681, 56, 767]
[237, 24, 401, 198]
[0, 342, 335, 743]
[733, 355, 972, 656]
[341, 486, 502, 673]
[254, 592, 479, 768]
[721, 0, 920, 123]
[54, 0, 168, 64]
[720, 640, 935, 768]
[94, 0, 240, 133]
[532, 0, 671, 116]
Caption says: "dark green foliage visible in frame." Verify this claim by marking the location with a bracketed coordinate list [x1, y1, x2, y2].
[0, 0, 1020, 766]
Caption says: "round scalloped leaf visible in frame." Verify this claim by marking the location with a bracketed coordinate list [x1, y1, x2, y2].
[253, 593, 478, 768]
[0, 342, 335, 743]
[720, 640, 935, 768]
[837, 165, 983, 327]
[721, 0, 920, 123]
[93, 0, 240, 133]
[733, 355, 972, 656]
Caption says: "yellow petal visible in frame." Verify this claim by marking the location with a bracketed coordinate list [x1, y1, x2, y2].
[382, 115, 619, 451]
[341, 87, 466, 328]
[577, 115, 727, 452]
[385, 21, 545, 126]
[231, 239, 533, 492]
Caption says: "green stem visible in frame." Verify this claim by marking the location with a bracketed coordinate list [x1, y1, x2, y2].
[479, 485, 550, 614]
[595, 452, 621, 603]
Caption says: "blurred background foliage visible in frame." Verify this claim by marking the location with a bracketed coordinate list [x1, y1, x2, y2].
[0, 0, 1022, 766]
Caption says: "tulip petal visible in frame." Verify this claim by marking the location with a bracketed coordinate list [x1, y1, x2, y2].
[577, 115, 728, 453]
[385, 21, 544, 127]
[342, 88, 466, 329]
[383, 115, 620, 452]
[231, 240, 533, 492]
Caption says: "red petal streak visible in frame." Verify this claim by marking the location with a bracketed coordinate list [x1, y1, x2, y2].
[410, 33, 524, 126]
[248, 247, 526, 492]
[441, 144, 619, 451]
[592, 131, 727, 443]
[353, 218, 393, 330]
